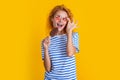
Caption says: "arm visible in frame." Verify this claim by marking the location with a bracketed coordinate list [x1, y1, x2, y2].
[42, 36, 51, 72]
[43, 48, 51, 72]
[66, 31, 76, 57]
[66, 18, 78, 57]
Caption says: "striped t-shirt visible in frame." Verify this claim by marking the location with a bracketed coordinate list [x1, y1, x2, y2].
[41, 32, 80, 80]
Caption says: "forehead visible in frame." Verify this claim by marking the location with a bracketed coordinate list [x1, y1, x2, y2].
[54, 10, 68, 17]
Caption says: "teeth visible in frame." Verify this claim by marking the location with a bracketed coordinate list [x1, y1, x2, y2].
[57, 23, 63, 27]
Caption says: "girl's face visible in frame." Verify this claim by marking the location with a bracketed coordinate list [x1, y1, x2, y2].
[51, 10, 68, 32]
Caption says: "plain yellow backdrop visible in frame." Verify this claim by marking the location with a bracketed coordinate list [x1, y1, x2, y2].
[0, 0, 120, 80]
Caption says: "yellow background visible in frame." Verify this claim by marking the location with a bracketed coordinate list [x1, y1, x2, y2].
[0, 0, 120, 80]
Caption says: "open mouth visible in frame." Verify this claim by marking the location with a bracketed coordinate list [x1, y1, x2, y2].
[57, 23, 64, 28]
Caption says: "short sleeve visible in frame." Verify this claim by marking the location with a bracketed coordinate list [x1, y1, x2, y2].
[72, 32, 80, 53]
[41, 40, 44, 60]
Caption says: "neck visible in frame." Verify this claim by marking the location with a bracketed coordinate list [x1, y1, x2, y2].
[57, 30, 65, 35]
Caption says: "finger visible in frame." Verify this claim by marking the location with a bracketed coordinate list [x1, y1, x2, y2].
[72, 20, 76, 26]
[72, 18, 77, 23]
[71, 22, 75, 26]
[44, 39, 47, 43]
[47, 36, 50, 40]
[67, 18, 71, 23]
[74, 22, 78, 27]
[45, 37, 49, 41]
[46, 36, 49, 40]
[74, 25, 80, 29]
[73, 24, 77, 29]
[73, 20, 78, 28]
[45, 39, 48, 43]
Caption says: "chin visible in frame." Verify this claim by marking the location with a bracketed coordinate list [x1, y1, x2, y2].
[57, 29, 62, 32]
[58, 27, 65, 32]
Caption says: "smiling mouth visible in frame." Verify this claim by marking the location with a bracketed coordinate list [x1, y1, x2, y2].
[57, 23, 64, 28]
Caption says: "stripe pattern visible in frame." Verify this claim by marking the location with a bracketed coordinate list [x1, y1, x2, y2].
[41, 32, 79, 80]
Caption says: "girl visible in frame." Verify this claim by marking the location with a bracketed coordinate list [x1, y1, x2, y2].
[41, 4, 80, 80]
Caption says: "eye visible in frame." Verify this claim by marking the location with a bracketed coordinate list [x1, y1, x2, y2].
[63, 18, 67, 22]
[55, 16, 60, 20]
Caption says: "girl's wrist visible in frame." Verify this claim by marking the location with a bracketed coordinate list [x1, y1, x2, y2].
[44, 48, 49, 54]
[44, 47, 48, 50]
[67, 30, 72, 34]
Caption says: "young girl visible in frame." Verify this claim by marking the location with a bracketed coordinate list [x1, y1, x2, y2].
[41, 4, 80, 80]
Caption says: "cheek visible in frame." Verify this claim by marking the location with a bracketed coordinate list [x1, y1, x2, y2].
[53, 18, 58, 23]
[54, 19, 59, 22]
[52, 20, 57, 24]
[52, 20, 57, 27]
[55, 17, 60, 21]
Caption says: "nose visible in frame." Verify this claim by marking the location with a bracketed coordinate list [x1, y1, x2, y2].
[59, 19, 62, 22]
[58, 18, 63, 23]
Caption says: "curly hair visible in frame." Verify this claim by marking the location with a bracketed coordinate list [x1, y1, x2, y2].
[49, 4, 73, 28]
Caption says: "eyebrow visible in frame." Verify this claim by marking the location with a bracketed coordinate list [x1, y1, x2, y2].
[55, 15, 60, 17]
[55, 15, 68, 18]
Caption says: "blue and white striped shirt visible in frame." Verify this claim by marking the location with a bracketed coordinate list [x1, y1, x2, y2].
[41, 32, 80, 80]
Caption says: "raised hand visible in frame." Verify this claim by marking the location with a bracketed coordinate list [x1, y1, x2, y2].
[43, 36, 51, 49]
[66, 18, 78, 33]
